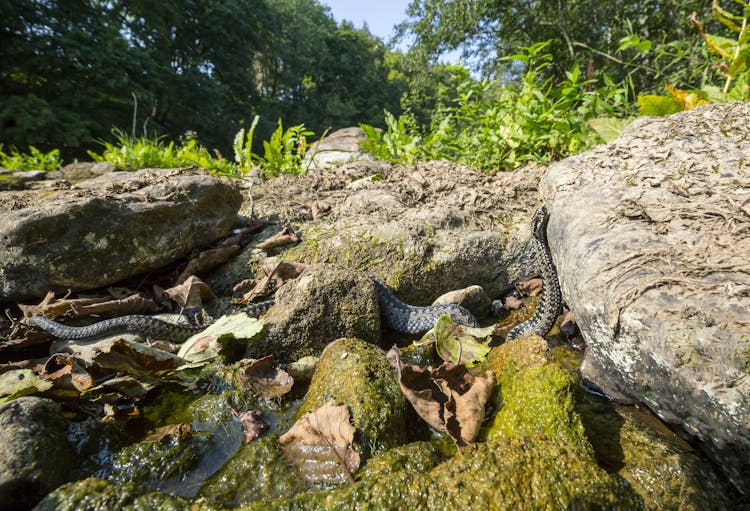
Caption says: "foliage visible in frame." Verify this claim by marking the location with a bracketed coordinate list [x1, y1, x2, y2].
[89, 129, 235, 174]
[257, 120, 315, 179]
[361, 43, 633, 171]
[639, 0, 750, 115]
[1, 0, 403, 159]
[0, 144, 62, 171]
[397, 0, 710, 90]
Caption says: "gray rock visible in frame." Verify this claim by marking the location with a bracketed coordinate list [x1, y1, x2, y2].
[303, 127, 373, 171]
[248, 266, 381, 362]
[0, 397, 77, 510]
[250, 160, 545, 306]
[0, 167, 243, 301]
[48, 161, 117, 181]
[540, 101, 750, 493]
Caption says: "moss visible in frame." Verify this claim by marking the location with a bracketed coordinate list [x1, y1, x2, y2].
[198, 434, 307, 508]
[33, 478, 210, 511]
[577, 390, 742, 510]
[397, 340, 441, 367]
[482, 334, 552, 380]
[107, 430, 212, 486]
[486, 362, 592, 453]
[141, 389, 197, 428]
[298, 338, 408, 458]
[240, 436, 640, 511]
[358, 440, 451, 480]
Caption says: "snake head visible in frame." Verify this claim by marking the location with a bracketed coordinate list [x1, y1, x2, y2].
[530, 205, 550, 240]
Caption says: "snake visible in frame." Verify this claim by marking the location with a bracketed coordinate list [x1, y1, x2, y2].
[505, 205, 563, 341]
[27, 206, 561, 342]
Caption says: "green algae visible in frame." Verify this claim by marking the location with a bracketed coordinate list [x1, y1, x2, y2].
[297, 338, 408, 458]
[358, 440, 452, 480]
[486, 362, 591, 452]
[33, 478, 209, 511]
[240, 436, 640, 511]
[577, 390, 743, 511]
[198, 434, 308, 508]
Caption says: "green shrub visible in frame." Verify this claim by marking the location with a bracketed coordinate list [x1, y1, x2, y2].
[361, 42, 631, 171]
[0, 144, 62, 171]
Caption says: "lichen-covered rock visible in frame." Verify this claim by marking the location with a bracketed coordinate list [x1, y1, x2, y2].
[297, 337, 408, 458]
[0, 397, 77, 510]
[0, 167, 242, 301]
[303, 126, 373, 171]
[540, 101, 750, 492]
[247, 266, 381, 362]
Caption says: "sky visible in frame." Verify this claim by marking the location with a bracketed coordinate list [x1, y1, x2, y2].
[320, 0, 411, 44]
[321, 0, 463, 64]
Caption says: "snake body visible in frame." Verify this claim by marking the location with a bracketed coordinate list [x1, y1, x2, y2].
[28, 206, 561, 342]
[505, 205, 563, 341]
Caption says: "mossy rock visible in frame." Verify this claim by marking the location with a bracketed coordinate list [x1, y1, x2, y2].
[486, 362, 591, 453]
[33, 477, 204, 511]
[298, 337, 408, 458]
[198, 434, 307, 508]
[482, 333, 552, 379]
[241, 436, 640, 511]
[578, 391, 743, 510]
[358, 440, 452, 480]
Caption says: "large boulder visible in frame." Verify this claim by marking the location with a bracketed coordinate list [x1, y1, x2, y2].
[0, 167, 243, 301]
[247, 160, 545, 305]
[303, 126, 373, 171]
[540, 101, 750, 492]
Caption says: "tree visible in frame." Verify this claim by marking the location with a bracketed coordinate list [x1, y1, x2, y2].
[397, 0, 714, 93]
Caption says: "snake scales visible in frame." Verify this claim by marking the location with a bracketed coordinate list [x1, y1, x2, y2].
[28, 206, 561, 342]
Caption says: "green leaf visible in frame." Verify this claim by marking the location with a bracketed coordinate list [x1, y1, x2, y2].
[0, 369, 53, 403]
[587, 117, 634, 142]
[637, 95, 683, 116]
[432, 314, 492, 367]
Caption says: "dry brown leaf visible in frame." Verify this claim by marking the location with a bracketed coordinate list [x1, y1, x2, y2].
[308, 201, 331, 219]
[253, 227, 299, 251]
[176, 244, 242, 284]
[145, 423, 192, 442]
[164, 276, 216, 310]
[232, 408, 268, 443]
[242, 261, 308, 302]
[279, 401, 360, 485]
[503, 295, 523, 310]
[517, 278, 543, 297]
[237, 356, 294, 399]
[388, 348, 495, 447]
[41, 354, 94, 392]
[19, 292, 158, 320]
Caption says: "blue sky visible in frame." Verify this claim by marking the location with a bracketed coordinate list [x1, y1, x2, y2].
[321, 0, 463, 64]
[320, 0, 411, 43]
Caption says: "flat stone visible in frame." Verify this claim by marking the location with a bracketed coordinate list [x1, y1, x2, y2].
[0, 167, 243, 301]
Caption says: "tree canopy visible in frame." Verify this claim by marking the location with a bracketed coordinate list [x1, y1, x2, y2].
[0, 0, 406, 158]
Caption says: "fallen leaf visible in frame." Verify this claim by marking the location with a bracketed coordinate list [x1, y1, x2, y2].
[237, 356, 294, 399]
[164, 276, 216, 310]
[280, 401, 360, 485]
[145, 423, 192, 442]
[242, 261, 308, 302]
[517, 278, 543, 297]
[177, 313, 264, 364]
[388, 348, 495, 447]
[41, 354, 94, 392]
[232, 408, 268, 443]
[176, 243, 241, 284]
[253, 227, 299, 251]
[431, 314, 493, 367]
[503, 295, 523, 310]
[0, 369, 53, 403]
